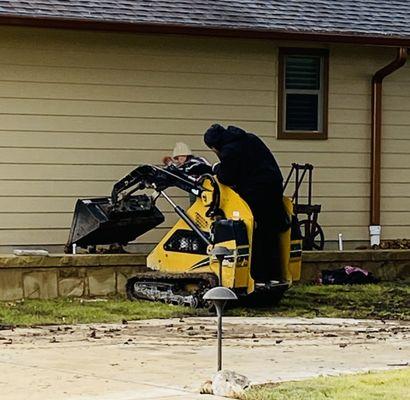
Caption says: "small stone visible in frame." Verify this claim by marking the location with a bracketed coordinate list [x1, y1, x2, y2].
[89, 330, 100, 339]
[122, 319, 128, 325]
[276, 339, 283, 344]
[187, 326, 194, 331]
[211, 370, 251, 398]
[200, 380, 213, 394]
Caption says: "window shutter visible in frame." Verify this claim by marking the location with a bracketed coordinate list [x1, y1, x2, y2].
[278, 49, 328, 140]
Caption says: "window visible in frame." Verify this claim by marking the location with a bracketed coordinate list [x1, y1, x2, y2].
[278, 48, 329, 139]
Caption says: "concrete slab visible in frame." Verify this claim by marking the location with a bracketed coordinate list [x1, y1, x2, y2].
[0, 317, 409, 399]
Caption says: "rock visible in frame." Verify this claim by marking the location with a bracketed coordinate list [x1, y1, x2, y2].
[199, 380, 213, 394]
[211, 370, 251, 398]
[89, 330, 100, 339]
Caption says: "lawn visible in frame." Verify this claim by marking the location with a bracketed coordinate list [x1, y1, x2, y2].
[243, 368, 410, 400]
[0, 283, 408, 326]
[231, 282, 410, 320]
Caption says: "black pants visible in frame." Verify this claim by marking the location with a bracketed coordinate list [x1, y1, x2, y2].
[241, 186, 288, 283]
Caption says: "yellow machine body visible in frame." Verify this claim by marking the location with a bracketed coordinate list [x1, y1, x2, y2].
[147, 177, 302, 295]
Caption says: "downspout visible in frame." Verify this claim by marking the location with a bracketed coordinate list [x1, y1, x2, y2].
[370, 47, 407, 246]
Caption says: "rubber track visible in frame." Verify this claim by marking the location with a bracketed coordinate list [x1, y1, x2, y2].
[125, 272, 218, 303]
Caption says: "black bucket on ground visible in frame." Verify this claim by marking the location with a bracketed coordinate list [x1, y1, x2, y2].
[66, 194, 164, 250]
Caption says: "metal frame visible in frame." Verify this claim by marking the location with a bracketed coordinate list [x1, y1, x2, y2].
[284, 163, 324, 250]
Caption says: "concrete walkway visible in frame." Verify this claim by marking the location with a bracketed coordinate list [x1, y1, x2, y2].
[0, 317, 409, 399]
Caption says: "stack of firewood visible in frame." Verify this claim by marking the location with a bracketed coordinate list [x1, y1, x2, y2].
[378, 239, 410, 249]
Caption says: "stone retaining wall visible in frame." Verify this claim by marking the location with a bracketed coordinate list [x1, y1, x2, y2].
[0, 251, 409, 301]
[301, 250, 410, 282]
[0, 254, 146, 301]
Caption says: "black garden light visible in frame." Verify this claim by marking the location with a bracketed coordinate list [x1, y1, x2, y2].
[203, 286, 238, 371]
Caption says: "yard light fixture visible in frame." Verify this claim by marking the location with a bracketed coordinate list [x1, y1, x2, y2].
[203, 286, 238, 371]
[210, 246, 232, 285]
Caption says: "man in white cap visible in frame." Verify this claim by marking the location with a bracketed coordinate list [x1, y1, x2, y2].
[163, 142, 212, 177]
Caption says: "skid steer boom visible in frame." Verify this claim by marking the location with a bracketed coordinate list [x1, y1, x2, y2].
[65, 164, 208, 251]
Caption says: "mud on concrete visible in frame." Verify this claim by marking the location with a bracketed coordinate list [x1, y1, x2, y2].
[0, 317, 409, 399]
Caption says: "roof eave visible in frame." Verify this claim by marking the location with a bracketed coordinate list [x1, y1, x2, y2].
[0, 14, 409, 47]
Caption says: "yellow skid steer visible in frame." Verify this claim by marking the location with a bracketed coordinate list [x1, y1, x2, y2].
[66, 165, 302, 307]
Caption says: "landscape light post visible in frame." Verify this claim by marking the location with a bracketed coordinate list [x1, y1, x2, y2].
[210, 246, 232, 285]
[203, 286, 238, 371]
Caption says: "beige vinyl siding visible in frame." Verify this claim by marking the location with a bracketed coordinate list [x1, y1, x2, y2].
[0, 27, 409, 249]
[281, 45, 410, 243]
[0, 26, 275, 248]
[381, 61, 410, 236]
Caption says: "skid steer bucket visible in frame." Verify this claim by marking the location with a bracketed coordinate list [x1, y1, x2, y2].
[66, 194, 164, 249]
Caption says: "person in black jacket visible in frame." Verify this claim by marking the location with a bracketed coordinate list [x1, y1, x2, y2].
[204, 124, 289, 283]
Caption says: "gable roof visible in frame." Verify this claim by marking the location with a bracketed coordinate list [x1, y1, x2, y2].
[0, 1, 409, 46]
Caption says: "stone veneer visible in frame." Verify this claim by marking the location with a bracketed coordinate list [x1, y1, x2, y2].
[0, 254, 146, 301]
[301, 250, 410, 282]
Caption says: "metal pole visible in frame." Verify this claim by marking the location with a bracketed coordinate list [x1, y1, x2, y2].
[215, 303, 224, 371]
[217, 312, 222, 371]
[218, 258, 223, 286]
[202, 288, 237, 374]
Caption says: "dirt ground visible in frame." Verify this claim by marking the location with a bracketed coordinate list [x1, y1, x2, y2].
[0, 317, 409, 399]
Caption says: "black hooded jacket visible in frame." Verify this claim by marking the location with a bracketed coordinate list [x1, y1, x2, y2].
[204, 124, 283, 198]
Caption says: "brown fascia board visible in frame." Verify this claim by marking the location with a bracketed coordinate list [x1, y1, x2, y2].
[1, 14, 410, 47]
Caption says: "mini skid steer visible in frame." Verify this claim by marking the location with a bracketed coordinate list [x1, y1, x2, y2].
[66, 164, 302, 307]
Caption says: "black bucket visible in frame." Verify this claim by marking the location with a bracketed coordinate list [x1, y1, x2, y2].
[66, 194, 164, 250]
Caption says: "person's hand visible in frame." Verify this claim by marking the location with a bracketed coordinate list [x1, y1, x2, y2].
[162, 156, 173, 166]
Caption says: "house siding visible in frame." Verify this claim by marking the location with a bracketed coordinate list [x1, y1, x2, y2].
[0, 27, 408, 250]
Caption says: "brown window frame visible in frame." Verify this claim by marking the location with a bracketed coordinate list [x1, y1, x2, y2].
[277, 48, 329, 140]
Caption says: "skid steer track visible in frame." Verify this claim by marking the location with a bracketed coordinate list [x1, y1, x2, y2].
[126, 272, 218, 308]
